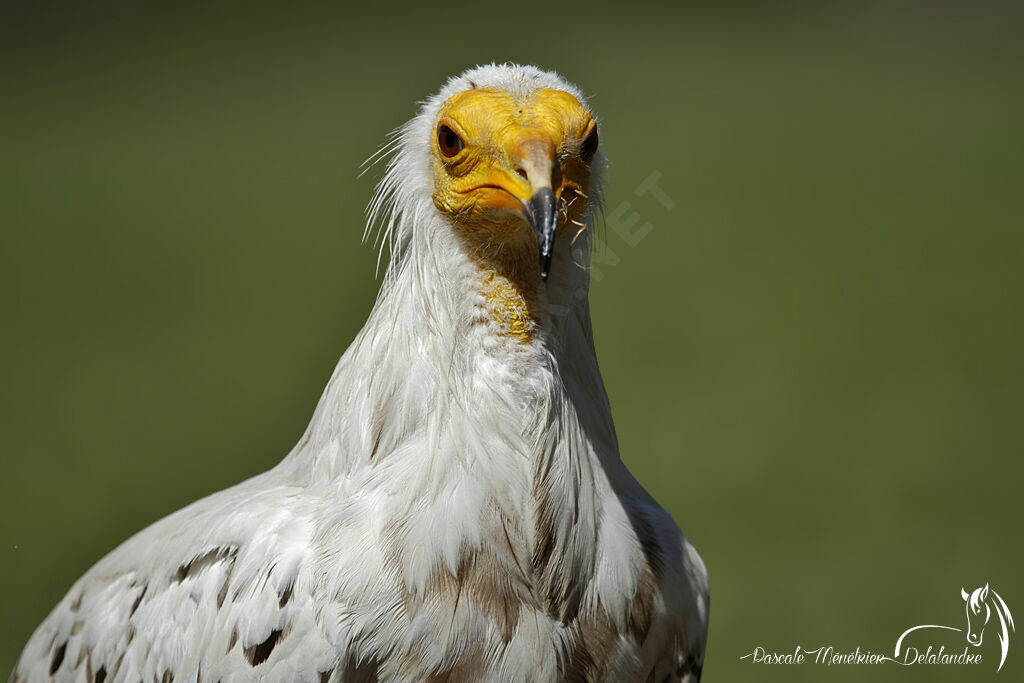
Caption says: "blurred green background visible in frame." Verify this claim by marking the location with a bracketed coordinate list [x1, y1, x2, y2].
[2, 1, 1022, 680]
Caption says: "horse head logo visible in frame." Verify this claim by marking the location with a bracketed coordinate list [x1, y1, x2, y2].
[895, 583, 1014, 672]
[962, 584, 1014, 669]
[963, 584, 992, 646]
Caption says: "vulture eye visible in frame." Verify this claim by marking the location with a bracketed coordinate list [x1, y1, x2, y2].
[437, 125, 464, 158]
[580, 129, 599, 163]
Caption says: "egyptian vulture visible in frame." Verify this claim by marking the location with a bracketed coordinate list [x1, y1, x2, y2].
[11, 63, 709, 683]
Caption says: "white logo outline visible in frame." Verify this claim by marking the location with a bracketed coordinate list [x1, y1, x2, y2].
[894, 583, 1015, 672]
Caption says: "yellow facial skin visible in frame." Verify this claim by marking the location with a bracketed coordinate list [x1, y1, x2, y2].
[431, 87, 597, 343]
[432, 88, 595, 258]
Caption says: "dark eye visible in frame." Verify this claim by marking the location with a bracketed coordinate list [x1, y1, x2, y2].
[580, 128, 599, 163]
[437, 125, 464, 158]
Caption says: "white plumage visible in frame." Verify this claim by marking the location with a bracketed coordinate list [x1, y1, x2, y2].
[12, 63, 708, 683]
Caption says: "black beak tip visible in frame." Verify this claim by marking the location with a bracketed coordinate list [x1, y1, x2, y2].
[528, 188, 559, 282]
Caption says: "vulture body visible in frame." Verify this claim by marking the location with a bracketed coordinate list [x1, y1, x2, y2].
[12, 63, 709, 683]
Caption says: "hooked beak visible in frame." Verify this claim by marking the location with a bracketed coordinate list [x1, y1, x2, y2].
[513, 139, 560, 282]
[526, 188, 558, 281]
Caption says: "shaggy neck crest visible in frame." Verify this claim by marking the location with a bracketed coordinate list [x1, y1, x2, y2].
[285, 66, 618, 525]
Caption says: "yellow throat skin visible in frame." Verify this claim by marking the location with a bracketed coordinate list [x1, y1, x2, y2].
[429, 87, 597, 343]
[481, 268, 537, 344]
